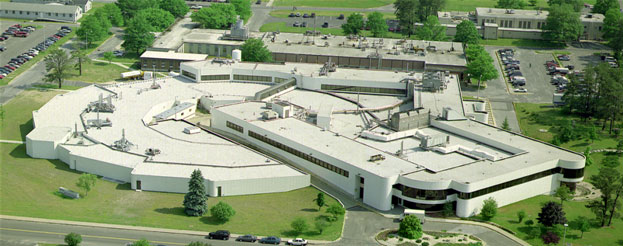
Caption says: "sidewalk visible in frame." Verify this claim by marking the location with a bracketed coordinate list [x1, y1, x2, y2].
[0, 215, 334, 244]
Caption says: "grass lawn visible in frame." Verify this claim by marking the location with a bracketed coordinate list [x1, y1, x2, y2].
[0, 90, 63, 141]
[32, 83, 83, 91]
[0, 90, 344, 240]
[67, 61, 130, 83]
[0, 32, 76, 86]
[481, 38, 565, 48]
[269, 10, 396, 19]
[475, 195, 623, 246]
[273, 0, 394, 8]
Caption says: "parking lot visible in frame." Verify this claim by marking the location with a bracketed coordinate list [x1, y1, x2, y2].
[0, 21, 77, 66]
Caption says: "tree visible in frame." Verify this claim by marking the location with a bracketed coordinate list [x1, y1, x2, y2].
[103, 51, 114, 64]
[442, 202, 453, 217]
[528, 226, 541, 239]
[541, 231, 560, 244]
[517, 210, 526, 223]
[529, 0, 538, 6]
[190, 4, 237, 29]
[465, 45, 498, 91]
[587, 167, 621, 226]
[496, 0, 527, 9]
[454, 20, 480, 45]
[240, 38, 272, 62]
[71, 47, 91, 76]
[210, 201, 236, 222]
[588, 126, 598, 143]
[341, 13, 364, 35]
[231, 0, 252, 22]
[604, 155, 621, 168]
[416, 0, 446, 22]
[398, 215, 423, 239]
[367, 12, 388, 37]
[603, 9, 623, 57]
[44, 49, 75, 89]
[480, 197, 498, 220]
[76, 16, 108, 47]
[135, 8, 175, 32]
[98, 4, 124, 26]
[326, 204, 345, 221]
[547, 0, 582, 12]
[116, 0, 159, 20]
[159, 0, 189, 18]
[541, 4, 583, 44]
[572, 216, 590, 238]
[416, 16, 446, 41]
[554, 185, 573, 207]
[64, 232, 82, 246]
[394, 0, 419, 36]
[617, 139, 623, 156]
[313, 193, 326, 211]
[593, 0, 620, 14]
[314, 219, 330, 234]
[122, 16, 155, 55]
[537, 201, 567, 227]
[76, 173, 97, 197]
[584, 147, 593, 166]
[131, 239, 151, 246]
[290, 217, 308, 235]
[502, 117, 510, 130]
[183, 169, 208, 216]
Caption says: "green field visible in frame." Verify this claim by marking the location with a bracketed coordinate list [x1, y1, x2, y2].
[269, 10, 396, 19]
[0, 90, 344, 241]
[67, 61, 130, 83]
[273, 0, 394, 8]
[478, 195, 623, 246]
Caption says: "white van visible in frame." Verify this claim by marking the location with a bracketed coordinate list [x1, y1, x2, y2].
[399, 209, 426, 224]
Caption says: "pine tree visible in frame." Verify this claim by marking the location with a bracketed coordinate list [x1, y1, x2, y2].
[183, 169, 208, 216]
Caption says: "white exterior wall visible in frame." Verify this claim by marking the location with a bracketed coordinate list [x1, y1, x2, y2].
[456, 174, 560, 217]
[69, 154, 133, 182]
[25, 131, 71, 159]
[130, 174, 205, 193]
[0, 6, 81, 22]
[211, 108, 395, 211]
[212, 175, 310, 197]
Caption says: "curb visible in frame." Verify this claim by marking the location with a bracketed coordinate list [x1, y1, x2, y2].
[426, 218, 531, 246]
[0, 215, 333, 244]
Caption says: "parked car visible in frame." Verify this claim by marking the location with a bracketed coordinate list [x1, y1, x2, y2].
[236, 234, 258, 242]
[61, 26, 72, 31]
[14, 31, 29, 37]
[207, 230, 230, 240]
[256, 0, 261, 4]
[557, 55, 570, 61]
[514, 88, 528, 93]
[190, 5, 202, 9]
[0, 35, 8, 41]
[321, 22, 329, 28]
[303, 13, 309, 18]
[311, 12, 315, 18]
[295, 12, 301, 17]
[337, 14, 344, 19]
[293, 21, 301, 27]
[259, 236, 281, 244]
[0, 45, 5, 51]
[289, 13, 295, 17]
[301, 22, 307, 27]
[287, 238, 307, 245]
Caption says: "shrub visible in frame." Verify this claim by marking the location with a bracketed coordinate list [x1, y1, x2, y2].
[291, 217, 308, 235]
[480, 197, 498, 220]
[210, 201, 236, 222]
[541, 231, 560, 244]
[64, 232, 82, 246]
[422, 242, 430, 246]
[187, 242, 212, 246]
[528, 227, 541, 239]
[398, 215, 423, 239]
[517, 210, 526, 223]
[525, 219, 534, 225]
[416, 239, 422, 243]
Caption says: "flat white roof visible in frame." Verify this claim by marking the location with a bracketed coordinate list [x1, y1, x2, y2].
[140, 51, 208, 61]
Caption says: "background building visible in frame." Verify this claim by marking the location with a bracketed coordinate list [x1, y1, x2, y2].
[0, 2, 82, 22]
[10, 0, 91, 12]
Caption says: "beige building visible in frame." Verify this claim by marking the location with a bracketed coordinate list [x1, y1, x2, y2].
[10, 0, 91, 13]
[140, 50, 208, 72]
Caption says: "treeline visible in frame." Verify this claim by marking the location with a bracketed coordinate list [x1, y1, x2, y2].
[190, 0, 252, 29]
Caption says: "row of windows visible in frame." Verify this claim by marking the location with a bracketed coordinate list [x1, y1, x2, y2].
[392, 167, 584, 201]
[274, 77, 290, 83]
[500, 20, 513, 28]
[518, 21, 532, 29]
[233, 74, 272, 82]
[202, 74, 230, 81]
[248, 130, 349, 178]
[458, 167, 562, 199]
[4, 10, 73, 17]
[537, 22, 546, 29]
[226, 121, 243, 133]
[321, 84, 407, 95]
[181, 70, 196, 79]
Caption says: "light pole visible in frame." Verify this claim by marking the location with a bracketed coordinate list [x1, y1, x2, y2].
[562, 223, 568, 246]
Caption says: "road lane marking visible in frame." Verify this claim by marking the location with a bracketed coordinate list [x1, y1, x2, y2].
[0, 227, 187, 245]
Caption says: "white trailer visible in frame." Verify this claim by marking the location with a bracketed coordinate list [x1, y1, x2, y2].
[121, 71, 144, 79]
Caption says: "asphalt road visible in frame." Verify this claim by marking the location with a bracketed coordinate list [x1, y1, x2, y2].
[0, 21, 74, 67]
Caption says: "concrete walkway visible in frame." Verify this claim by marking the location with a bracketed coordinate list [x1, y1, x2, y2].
[92, 59, 131, 70]
[0, 140, 24, 144]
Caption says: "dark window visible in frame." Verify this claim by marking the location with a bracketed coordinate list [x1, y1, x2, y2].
[321, 84, 406, 95]
[233, 74, 272, 82]
[181, 70, 196, 79]
[226, 121, 243, 133]
[201, 74, 230, 81]
[403, 200, 447, 211]
[562, 168, 584, 179]
[458, 167, 561, 199]
[248, 130, 349, 178]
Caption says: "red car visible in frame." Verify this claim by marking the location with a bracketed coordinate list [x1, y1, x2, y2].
[4, 65, 16, 70]
[14, 31, 29, 37]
